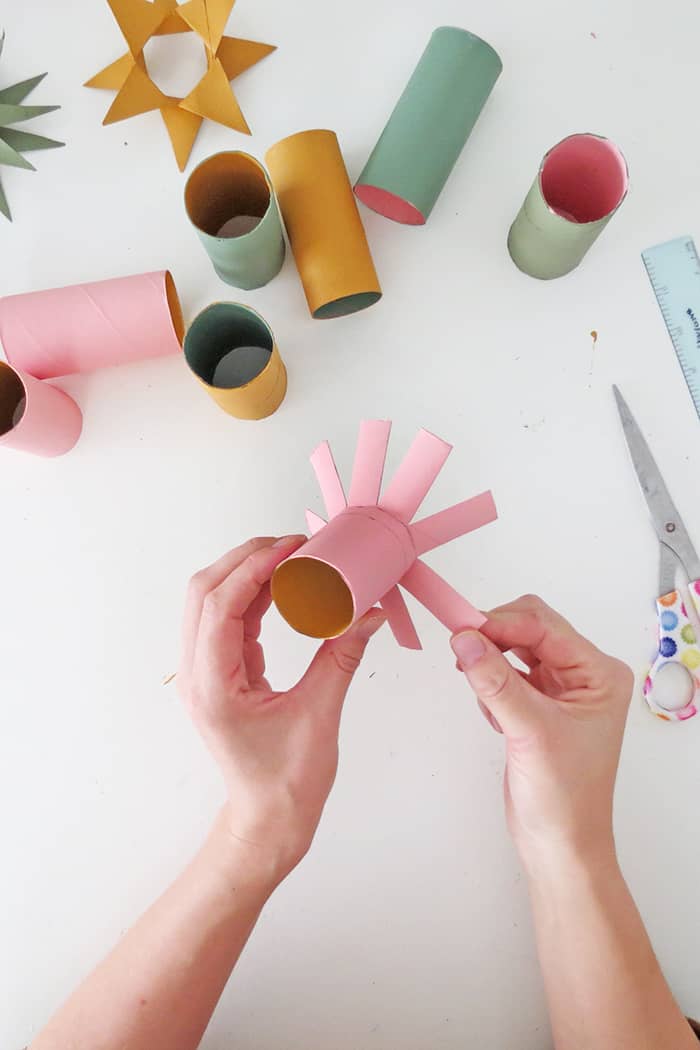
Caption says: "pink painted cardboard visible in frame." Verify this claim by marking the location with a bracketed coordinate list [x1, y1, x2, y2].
[348, 419, 391, 506]
[273, 420, 498, 649]
[0, 363, 82, 456]
[285, 505, 415, 631]
[310, 440, 347, 518]
[380, 428, 452, 521]
[411, 491, 498, 555]
[0, 271, 184, 379]
[401, 560, 486, 632]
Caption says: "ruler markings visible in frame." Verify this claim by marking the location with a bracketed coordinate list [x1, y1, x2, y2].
[642, 235, 700, 421]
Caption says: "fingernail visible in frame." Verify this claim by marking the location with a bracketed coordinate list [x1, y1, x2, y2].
[273, 534, 305, 549]
[451, 631, 486, 670]
[355, 611, 387, 640]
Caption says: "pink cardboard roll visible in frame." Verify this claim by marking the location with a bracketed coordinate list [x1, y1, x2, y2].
[0, 271, 184, 379]
[273, 505, 416, 639]
[0, 361, 82, 457]
[272, 420, 498, 648]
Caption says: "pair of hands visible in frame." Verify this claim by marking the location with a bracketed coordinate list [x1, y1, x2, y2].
[179, 535, 633, 886]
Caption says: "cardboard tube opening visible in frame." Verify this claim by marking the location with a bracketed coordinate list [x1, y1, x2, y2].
[185, 153, 272, 238]
[165, 271, 185, 344]
[314, 291, 382, 320]
[0, 363, 26, 435]
[354, 184, 426, 225]
[184, 303, 274, 388]
[541, 134, 628, 223]
[272, 557, 355, 638]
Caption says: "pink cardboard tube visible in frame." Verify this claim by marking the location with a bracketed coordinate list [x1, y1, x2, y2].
[0, 271, 184, 379]
[272, 506, 416, 639]
[0, 361, 82, 457]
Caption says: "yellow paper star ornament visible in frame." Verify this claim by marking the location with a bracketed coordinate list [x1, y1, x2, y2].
[86, 0, 275, 170]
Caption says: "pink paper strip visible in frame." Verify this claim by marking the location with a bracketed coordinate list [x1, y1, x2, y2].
[400, 559, 485, 632]
[410, 491, 498, 556]
[380, 428, 452, 522]
[310, 441, 347, 519]
[348, 419, 392, 506]
[305, 509, 327, 535]
[380, 585, 422, 650]
[0, 272, 184, 379]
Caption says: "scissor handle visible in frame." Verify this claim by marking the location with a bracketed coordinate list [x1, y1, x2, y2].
[644, 581, 700, 721]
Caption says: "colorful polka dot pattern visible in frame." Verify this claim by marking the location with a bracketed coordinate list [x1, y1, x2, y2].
[644, 582, 700, 722]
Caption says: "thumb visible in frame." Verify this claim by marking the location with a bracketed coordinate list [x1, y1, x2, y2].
[451, 630, 543, 737]
[297, 609, 387, 712]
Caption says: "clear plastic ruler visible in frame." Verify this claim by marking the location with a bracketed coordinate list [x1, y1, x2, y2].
[642, 235, 700, 421]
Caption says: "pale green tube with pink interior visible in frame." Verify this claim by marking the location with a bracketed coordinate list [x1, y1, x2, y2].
[507, 134, 629, 279]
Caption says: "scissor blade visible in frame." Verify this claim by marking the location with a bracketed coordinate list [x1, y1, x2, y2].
[613, 386, 700, 581]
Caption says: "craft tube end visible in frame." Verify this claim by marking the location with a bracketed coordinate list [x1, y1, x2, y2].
[354, 184, 426, 226]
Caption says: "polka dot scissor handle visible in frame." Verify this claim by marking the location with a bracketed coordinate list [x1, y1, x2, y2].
[644, 581, 700, 721]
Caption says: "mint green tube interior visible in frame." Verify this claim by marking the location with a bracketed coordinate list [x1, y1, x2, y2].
[185, 152, 286, 291]
[354, 27, 502, 225]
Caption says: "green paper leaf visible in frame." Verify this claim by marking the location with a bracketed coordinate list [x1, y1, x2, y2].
[0, 73, 48, 105]
[0, 137, 35, 170]
[0, 102, 60, 126]
[0, 176, 12, 221]
[0, 127, 64, 152]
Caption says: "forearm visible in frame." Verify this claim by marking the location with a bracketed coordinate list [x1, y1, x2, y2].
[30, 810, 275, 1050]
[526, 846, 696, 1050]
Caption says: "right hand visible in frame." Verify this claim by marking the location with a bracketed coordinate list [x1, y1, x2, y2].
[451, 596, 634, 873]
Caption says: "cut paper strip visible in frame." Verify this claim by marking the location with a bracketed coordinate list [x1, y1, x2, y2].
[0, 361, 82, 457]
[0, 271, 184, 379]
[310, 442, 347, 519]
[380, 585, 422, 650]
[401, 560, 485, 633]
[271, 420, 497, 649]
[185, 151, 285, 290]
[306, 509, 327, 535]
[0, 33, 64, 221]
[184, 302, 286, 420]
[380, 429, 452, 522]
[266, 130, 382, 319]
[354, 27, 502, 225]
[411, 491, 498, 556]
[507, 133, 629, 280]
[86, 0, 276, 170]
[348, 419, 392, 507]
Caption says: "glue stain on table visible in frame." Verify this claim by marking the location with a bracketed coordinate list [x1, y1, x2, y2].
[588, 329, 599, 384]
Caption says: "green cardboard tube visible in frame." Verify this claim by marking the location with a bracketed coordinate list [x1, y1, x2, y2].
[507, 134, 629, 280]
[185, 152, 285, 291]
[354, 27, 502, 225]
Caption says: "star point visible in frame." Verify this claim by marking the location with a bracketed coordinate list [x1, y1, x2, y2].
[86, 0, 275, 169]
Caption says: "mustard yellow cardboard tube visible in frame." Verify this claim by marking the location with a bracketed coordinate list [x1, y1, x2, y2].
[184, 303, 287, 420]
[266, 129, 382, 319]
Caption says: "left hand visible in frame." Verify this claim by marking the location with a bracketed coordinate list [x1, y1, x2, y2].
[178, 535, 386, 887]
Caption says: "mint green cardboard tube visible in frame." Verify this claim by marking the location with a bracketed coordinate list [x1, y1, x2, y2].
[354, 27, 502, 225]
[185, 151, 285, 290]
[507, 134, 629, 280]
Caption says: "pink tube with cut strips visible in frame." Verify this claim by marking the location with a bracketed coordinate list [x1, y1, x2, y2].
[0, 361, 82, 457]
[0, 271, 184, 379]
[271, 506, 416, 639]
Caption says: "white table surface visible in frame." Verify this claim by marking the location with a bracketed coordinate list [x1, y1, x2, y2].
[3, 1, 700, 1047]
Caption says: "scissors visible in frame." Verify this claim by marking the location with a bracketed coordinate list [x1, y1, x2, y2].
[614, 386, 700, 721]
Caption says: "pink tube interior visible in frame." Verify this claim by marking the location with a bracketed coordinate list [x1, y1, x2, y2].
[540, 135, 628, 223]
[354, 185, 426, 225]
